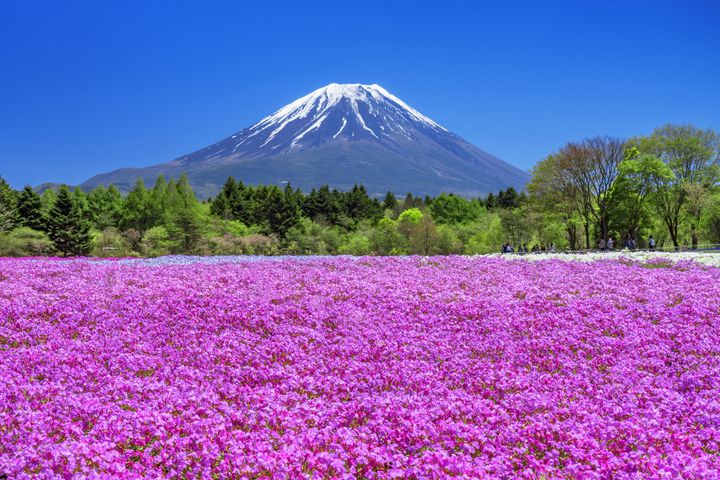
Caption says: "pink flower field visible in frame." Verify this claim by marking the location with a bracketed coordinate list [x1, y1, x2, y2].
[1, 256, 720, 479]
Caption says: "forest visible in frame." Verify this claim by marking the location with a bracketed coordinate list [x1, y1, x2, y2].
[0, 124, 718, 257]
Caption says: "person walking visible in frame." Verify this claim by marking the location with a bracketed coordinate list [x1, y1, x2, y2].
[648, 235, 656, 251]
[607, 237, 615, 250]
[598, 238, 606, 251]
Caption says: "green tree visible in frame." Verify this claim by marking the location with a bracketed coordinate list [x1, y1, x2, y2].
[119, 179, 155, 233]
[166, 174, 204, 253]
[0, 177, 17, 232]
[87, 185, 123, 229]
[16, 186, 45, 232]
[611, 149, 674, 244]
[369, 218, 407, 255]
[499, 207, 530, 246]
[47, 185, 93, 256]
[632, 124, 720, 248]
[264, 184, 301, 238]
[429, 193, 483, 224]
[0, 227, 55, 256]
[527, 153, 584, 249]
[382, 191, 398, 211]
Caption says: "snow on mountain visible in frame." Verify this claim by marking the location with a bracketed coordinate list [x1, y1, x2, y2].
[82, 83, 530, 198]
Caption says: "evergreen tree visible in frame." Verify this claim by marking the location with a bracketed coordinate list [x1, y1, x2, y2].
[16, 186, 45, 231]
[485, 192, 497, 209]
[72, 187, 92, 222]
[48, 185, 93, 256]
[383, 191, 398, 211]
[0, 176, 17, 232]
[166, 174, 204, 253]
[211, 177, 238, 220]
[264, 185, 301, 238]
[87, 185, 123, 229]
[317, 185, 343, 224]
[40, 189, 57, 218]
[119, 179, 155, 232]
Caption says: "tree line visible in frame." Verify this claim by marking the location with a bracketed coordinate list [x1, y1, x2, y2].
[1, 123, 718, 257]
[527, 124, 720, 251]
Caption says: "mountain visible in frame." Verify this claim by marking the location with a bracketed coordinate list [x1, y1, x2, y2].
[81, 83, 529, 198]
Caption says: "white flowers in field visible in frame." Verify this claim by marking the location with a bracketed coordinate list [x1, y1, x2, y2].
[491, 250, 720, 267]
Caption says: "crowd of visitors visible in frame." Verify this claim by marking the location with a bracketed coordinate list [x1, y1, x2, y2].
[500, 235, 658, 254]
[501, 242, 556, 254]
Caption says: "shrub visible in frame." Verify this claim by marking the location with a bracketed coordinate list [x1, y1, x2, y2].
[0, 227, 55, 257]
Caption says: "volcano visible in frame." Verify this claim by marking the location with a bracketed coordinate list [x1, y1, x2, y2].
[81, 83, 529, 198]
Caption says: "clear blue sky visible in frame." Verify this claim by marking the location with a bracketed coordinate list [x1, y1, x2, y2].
[1, 0, 719, 188]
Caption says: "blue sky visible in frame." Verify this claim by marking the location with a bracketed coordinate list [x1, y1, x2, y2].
[1, 0, 719, 188]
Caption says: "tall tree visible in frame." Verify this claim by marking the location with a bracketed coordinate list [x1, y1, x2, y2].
[166, 175, 204, 253]
[528, 153, 585, 250]
[0, 177, 16, 232]
[47, 185, 93, 256]
[16, 186, 45, 232]
[555, 137, 624, 245]
[87, 185, 123, 229]
[264, 184, 301, 238]
[382, 191, 398, 211]
[632, 124, 720, 247]
[210, 177, 239, 220]
[119, 179, 155, 233]
[611, 148, 675, 244]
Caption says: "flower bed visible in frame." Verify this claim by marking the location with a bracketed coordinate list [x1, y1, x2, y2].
[1, 257, 719, 477]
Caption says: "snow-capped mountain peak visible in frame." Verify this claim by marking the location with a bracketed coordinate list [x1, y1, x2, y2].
[226, 83, 447, 154]
[82, 83, 530, 199]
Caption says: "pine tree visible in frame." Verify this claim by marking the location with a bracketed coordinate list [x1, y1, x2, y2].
[211, 177, 238, 220]
[87, 185, 123, 229]
[383, 191, 398, 211]
[0, 176, 17, 232]
[265, 185, 301, 238]
[166, 174, 203, 253]
[48, 185, 93, 256]
[119, 179, 155, 232]
[16, 186, 45, 231]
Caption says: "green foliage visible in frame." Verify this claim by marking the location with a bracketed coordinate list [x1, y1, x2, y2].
[338, 231, 372, 255]
[398, 208, 423, 225]
[284, 218, 342, 255]
[47, 186, 94, 256]
[0, 177, 17, 232]
[429, 193, 484, 224]
[87, 185, 123, 229]
[140, 226, 173, 257]
[16, 186, 45, 232]
[93, 227, 134, 257]
[369, 218, 407, 255]
[119, 179, 155, 233]
[0, 227, 55, 257]
[382, 191, 398, 211]
[436, 224, 463, 254]
[465, 213, 505, 254]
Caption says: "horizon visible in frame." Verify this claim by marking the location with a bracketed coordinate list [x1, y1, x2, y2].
[1, 0, 719, 189]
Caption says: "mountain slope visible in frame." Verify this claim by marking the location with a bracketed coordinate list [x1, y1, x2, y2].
[81, 83, 529, 198]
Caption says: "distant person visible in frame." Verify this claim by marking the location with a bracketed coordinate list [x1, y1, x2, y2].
[598, 238, 606, 251]
[607, 237, 615, 250]
[522, 243, 528, 254]
[549, 243, 556, 253]
[629, 238, 636, 250]
[648, 236, 656, 251]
